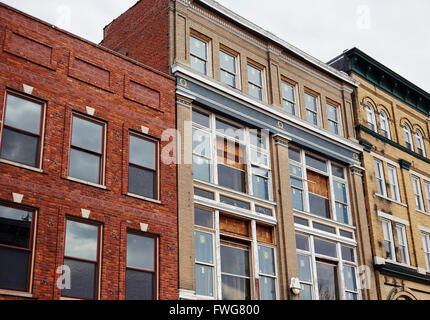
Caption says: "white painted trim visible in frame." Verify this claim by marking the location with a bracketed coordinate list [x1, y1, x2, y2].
[0, 289, 33, 299]
[410, 169, 430, 183]
[0, 158, 44, 173]
[126, 192, 162, 204]
[370, 152, 400, 168]
[374, 193, 408, 208]
[418, 225, 430, 234]
[66, 176, 107, 189]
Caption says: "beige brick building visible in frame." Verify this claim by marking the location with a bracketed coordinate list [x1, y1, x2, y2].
[330, 48, 430, 300]
[103, 0, 377, 300]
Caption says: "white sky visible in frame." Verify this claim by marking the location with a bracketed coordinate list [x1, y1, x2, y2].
[2, 0, 429, 92]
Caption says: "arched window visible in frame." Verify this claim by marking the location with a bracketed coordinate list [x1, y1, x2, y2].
[415, 129, 426, 157]
[379, 110, 390, 139]
[365, 103, 377, 131]
[403, 124, 413, 151]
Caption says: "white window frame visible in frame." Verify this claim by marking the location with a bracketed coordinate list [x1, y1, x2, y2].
[247, 63, 265, 102]
[382, 219, 396, 262]
[387, 165, 400, 202]
[305, 91, 320, 126]
[374, 159, 387, 197]
[365, 103, 377, 132]
[327, 102, 340, 135]
[396, 224, 410, 265]
[412, 175, 425, 212]
[403, 124, 414, 151]
[424, 182, 430, 214]
[257, 244, 278, 300]
[379, 110, 391, 139]
[422, 232, 430, 271]
[281, 79, 298, 116]
[219, 49, 239, 89]
[415, 129, 426, 157]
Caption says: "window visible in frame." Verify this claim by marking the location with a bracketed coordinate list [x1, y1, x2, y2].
[422, 233, 430, 270]
[374, 160, 386, 196]
[379, 110, 391, 139]
[217, 136, 246, 193]
[62, 219, 100, 299]
[403, 124, 414, 151]
[192, 110, 212, 183]
[290, 163, 304, 211]
[220, 49, 238, 88]
[424, 182, 430, 213]
[412, 176, 424, 211]
[126, 232, 156, 300]
[128, 134, 158, 200]
[365, 103, 376, 131]
[327, 102, 340, 135]
[396, 224, 410, 265]
[305, 92, 319, 126]
[250, 130, 270, 200]
[281, 80, 297, 115]
[247, 63, 264, 101]
[382, 220, 395, 261]
[0, 92, 44, 168]
[415, 130, 426, 157]
[387, 166, 400, 202]
[69, 115, 105, 185]
[258, 245, 276, 300]
[190, 34, 208, 75]
[0, 203, 34, 292]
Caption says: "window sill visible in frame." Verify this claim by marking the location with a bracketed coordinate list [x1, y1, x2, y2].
[126, 192, 161, 205]
[416, 209, 430, 216]
[0, 289, 34, 299]
[374, 193, 408, 207]
[60, 296, 83, 300]
[66, 176, 107, 190]
[0, 158, 44, 174]
[375, 256, 416, 271]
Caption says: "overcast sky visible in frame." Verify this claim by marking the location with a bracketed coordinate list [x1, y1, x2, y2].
[2, 0, 429, 92]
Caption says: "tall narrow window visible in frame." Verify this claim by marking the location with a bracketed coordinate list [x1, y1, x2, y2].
[422, 233, 430, 270]
[290, 164, 304, 211]
[281, 80, 297, 115]
[192, 109, 211, 182]
[333, 178, 349, 225]
[327, 102, 340, 135]
[247, 64, 263, 101]
[0, 93, 44, 168]
[221, 243, 250, 300]
[190, 35, 208, 75]
[250, 130, 270, 200]
[396, 224, 410, 265]
[379, 110, 390, 139]
[387, 166, 400, 202]
[403, 124, 414, 151]
[316, 261, 339, 300]
[412, 176, 424, 211]
[69, 115, 104, 185]
[415, 130, 426, 157]
[374, 160, 386, 196]
[258, 245, 276, 300]
[0, 203, 34, 292]
[382, 220, 395, 261]
[365, 103, 376, 131]
[128, 134, 158, 200]
[62, 220, 100, 300]
[220, 50, 238, 88]
[424, 182, 430, 213]
[126, 233, 156, 300]
[305, 92, 319, 126]
[307, 170, 330, 219]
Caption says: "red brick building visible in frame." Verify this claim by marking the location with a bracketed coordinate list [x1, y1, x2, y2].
[0, 3, 177, 300]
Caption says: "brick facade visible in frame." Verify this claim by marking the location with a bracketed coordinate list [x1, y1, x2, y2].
[0, 3, 177, 300]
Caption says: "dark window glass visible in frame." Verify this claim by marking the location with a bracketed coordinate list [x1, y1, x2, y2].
[306, 154, 327, 172]
[332, 164, 345, 179]
[62, 258, 96, 300]
[0, 205, 32, 248]
[255, 205, 273, 217]
[0, 246, 30, 291]
[288, 148, 301, 162]
[221, 274, 250, 300]
[216, 119, 244, 140]
[314, 238, 337, 258]
[128, 165, 156, 199]
[219, 195, 250, 210]
[126, 269, 154, 300]
[129, 136, 156, 170]
[340, 230, 353, 239]
[341, 246, 355, 262]
[218, 164, 246, 193]
[194, 188, 215, 200]
[195, 231, 213, 264]
[294, 216, 309, 226]
[316, 262, 339, 300]
[192, 109, 210, 128]
[69, 148, 101, 184]
[312, 222, 336, 234]
[1, 128, 39, 167]
[65, 220, 98, 261]
[221, 245, 250, 277]
[4, 94, 42, 133]
[250, 130, 267, 149]
[194, 207, 214, 229]
[309, 193, 330, 218]
[195, 264, 214, 297]
[295, 234, 309, 251]
[258, 246, 275, 275]
[71, 117, 103, 154]
[297, 254, 312, 282]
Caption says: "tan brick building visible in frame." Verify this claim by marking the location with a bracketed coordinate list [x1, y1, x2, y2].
[103, 0, 376, 300]
[330, 48, 430, 300]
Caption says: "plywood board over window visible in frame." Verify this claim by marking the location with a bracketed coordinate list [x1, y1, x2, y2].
[219, 214, 250, 238]
[256, 224, 274, 245]
[307, 171, 329, 198]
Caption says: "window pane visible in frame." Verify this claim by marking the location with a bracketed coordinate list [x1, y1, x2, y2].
[5, 94, 41, 134]
[313, 222, 336, 234]
[294, 217, 309, 226]
[193, 155, 210, 182]
[65, 220, 98, 261]
[326, 104, 338, 121]
[306, 154, 327, 172]
[220, 51, 236, 73]
[194, 188, 214, 200]
[291, 188, 304, 211]
[190, 36, 207, 59]
[334, 182, 347, 203]
[316, 262, 339, 300]
[341, 246, 355, 262]
[69, 148, 100, 184]
[62, 258, 96, 300]
[300, 283, 312, 300]
[220, 70, 236, 88]
[1, 127, 39, 167]
[253, 175, 269, 200]
[297, 254, 312, 282]
[128, 165, 156, 199]
[0, 205, 32, 248]
[0, 247, 30, 291]
[251, 150, 268, 166]
[290, 165, 302, 179]
[309, 193, 330, 218]
[258, 246, 275, 275]
[194, 207, 214, 229]
[217, 164, 246, 193]
[221, 245, 249, 277]
[255, 206, 273, 217]
[305, 93, 317, 112]
[247, 65, 262, 86]
[296, 234, 309, 251]
[288, 148, 301, 162]
[314, 238, 337, 258]
[192, 129, 211, 158]
[216, 119, 244, 140]
[196, 264, 213, 297]
[72, 117, 102, 153]
[250, 131, 268, 149]
[335, 203, 349, 225]
[127, 234, 155, 271]
[282, 82, 295, 102]
[343, 266, 357, 291]
[283, 101, 295, 115]
[260, 276, 276, 300]
[129, 136, 156, 170]
[307, 110, 318, 125]
[248, 83, 263, 100]
[332, 164, 345, 179]
[345, 292, 358, 300]
[222, 274, 250, 300]
[192, 109, 210, 128]
[219, 196, 250, 210]
[126, 269, 154, 300]
[328, 121, 339, 135]
[190, 56, 206, 74]
[195, 231, 213, 264]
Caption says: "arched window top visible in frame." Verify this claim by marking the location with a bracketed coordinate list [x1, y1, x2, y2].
[415, 129, 426, 157]
[379, 110, 390, 139]
[365, 103, 377, 132]
[403, 123, 414, 151]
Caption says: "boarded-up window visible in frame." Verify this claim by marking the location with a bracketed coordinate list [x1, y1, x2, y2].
[307, 171, 330, 218]
[219, 214, 249, 238]
[217, 137, 246, 192]
[256, 224, 274, 244]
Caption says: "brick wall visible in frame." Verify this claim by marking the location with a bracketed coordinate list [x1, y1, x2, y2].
[0, 3, 177, 300]
[101, 0, 170, 74]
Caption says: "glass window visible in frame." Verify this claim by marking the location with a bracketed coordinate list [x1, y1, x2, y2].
[415, 130, 426, 157]
[194, 207, 214, 229]
[424, 183, 430, 214]
[365, 103, 376, 131]
[314, 238, 337, 258]
[217, 137, 246, 193]
[379, 110, 391, 139]
[412, 176, 424, 211]
[1, 93, 43, 167]
[374, 160, 386, 196]
[62, 220, 99, 299]
[247, 64, 263, 101]
[343, 265, 357, 300]
[195, 230, 214, 297]
[307, 171, 330, 219]
[341, 246, 355, 263]
[332, 164, 345, 179]
[305, 92, 319, 126]
[220, 50, 237, 88]
[305, 154, 327, 172]
[0, 204, 34, 292]
[69, 115, 104, 184]
[192, 109, 210, 128]
[334, 181, 349, 225]
[316, 262, 339, 300]
[296, 234, 309, 251]
[396, 224, 410, 265]
[126, 233, 156, 300]
[290, 164, 304, 211]
[219, 196, 250, 210]
[129, 135, 158, 199]
[422, 233, 430, 270]
[258, 245, 276, 300]
[403, 124, 414, 151]
[190, 35, 208, 75]
[281, 81, 296, 115]
[327, 103, 339, 135]
[252, 166, 269, 200]
[216, 118, 244, 141]
[221, 244, 250, 300]
[382, 219, 395, 261]
[387, 166, 400, 202]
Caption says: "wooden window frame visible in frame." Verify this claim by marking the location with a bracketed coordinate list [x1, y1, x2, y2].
[326, 99, 341, 136]
[247, 60, 265, 102]
[190, 30, 211, 76]
[304, 89, 320, 126]
[281, 77, 298, 116]
[219, 45, 240, 89]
